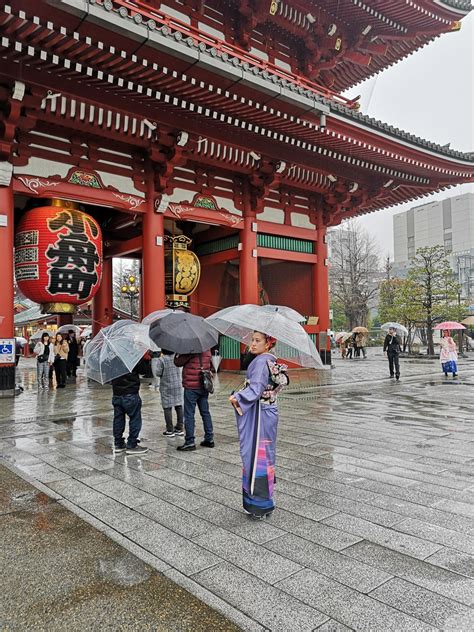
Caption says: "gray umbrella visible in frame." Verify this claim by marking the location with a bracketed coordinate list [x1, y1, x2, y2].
[149, 312, 219, 354]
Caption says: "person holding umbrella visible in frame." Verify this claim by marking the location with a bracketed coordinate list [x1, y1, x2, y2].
[208, 304, 321, 519]
[383, 325, 402, 380]
[229, 331, 288, 520]
[147, 311, 220, 452]
[439, 330, 458, 378]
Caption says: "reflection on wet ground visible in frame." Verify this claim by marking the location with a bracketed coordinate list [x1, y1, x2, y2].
[0, 464, 239, 631]
[1, 350, 474, 630]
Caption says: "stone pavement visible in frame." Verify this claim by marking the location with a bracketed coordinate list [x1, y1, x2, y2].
[1, 350, 474, 631]
[0, 463, 239, 631]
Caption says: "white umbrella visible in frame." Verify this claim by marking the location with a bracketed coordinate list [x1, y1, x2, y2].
[261, 305, 306, 323]
[15, 336, 28, 346]
[80, 325, 92, 338]
[57, 324, 81, 335]
[85, 320, 159, 385]
[207, 304, 324, 369]
[381, 322, 408, 336]
[211, 351, 222, 373]
[30, 329, 54, 340]
[141, 309, 175, 326]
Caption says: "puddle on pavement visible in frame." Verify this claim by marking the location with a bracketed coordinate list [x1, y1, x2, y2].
[98, 553, 151, 587]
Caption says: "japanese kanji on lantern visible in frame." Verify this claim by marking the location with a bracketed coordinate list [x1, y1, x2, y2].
[164, 235, 201, 308]
[14, 200, 103, 314]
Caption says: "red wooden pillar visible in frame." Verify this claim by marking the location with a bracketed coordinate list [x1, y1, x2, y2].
[0, 183, 14, 338]
[0, 181, 15, 392]
[239, 183, 259, 305]
[92, 257, 113, 336]
[313, 221, 331, 364]
[142, 176, 165, 315]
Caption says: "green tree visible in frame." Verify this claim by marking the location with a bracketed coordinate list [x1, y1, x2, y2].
[406, 246, 460, 355]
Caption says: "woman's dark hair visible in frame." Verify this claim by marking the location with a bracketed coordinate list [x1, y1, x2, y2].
[56, 332, 63, 342]
[161, 349, 174, 355]
[41, 332, 50, 343]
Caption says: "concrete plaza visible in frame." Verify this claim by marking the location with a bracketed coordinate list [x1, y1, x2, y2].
[1, 350, 473, 631]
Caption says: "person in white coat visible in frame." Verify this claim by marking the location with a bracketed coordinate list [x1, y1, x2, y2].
[33, 332, 55, 389]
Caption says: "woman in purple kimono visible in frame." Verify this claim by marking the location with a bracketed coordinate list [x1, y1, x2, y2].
[229, 332, 288, 520]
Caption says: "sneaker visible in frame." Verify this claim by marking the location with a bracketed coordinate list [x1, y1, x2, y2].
[126, 445, 149, 455]
[44, 385, 49, 390]
[177, 444, 196, 452]
[114, 445, 126, 454]
[174, 428, 185, 436]
[163, 430, 175, 437]
[200, 440, 215, 448]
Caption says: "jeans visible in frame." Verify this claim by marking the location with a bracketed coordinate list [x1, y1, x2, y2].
[388, 352, 400, 377]
[112, 393, 142, 448]
[183, 389, 213, 446]
[36, 361, 50, 387]
[163, 405, 184, 432]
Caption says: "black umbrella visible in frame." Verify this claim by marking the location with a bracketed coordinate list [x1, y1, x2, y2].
[149, 312, 219, 354]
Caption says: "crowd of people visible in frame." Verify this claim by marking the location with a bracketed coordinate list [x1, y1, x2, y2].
[32, 329, 82, 389]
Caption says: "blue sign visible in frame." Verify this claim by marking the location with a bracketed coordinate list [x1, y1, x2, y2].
[0, 338, 15, 364]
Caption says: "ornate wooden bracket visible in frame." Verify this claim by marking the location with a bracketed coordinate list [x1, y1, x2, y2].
[248, 158, 282, 212]
[0, 81, 40, 167]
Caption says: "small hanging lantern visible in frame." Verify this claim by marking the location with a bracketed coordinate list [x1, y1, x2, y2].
[14, 200, 103, 314]
[164, 235, 200, 308]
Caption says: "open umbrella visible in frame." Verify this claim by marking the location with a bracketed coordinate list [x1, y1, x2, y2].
[141, 308, 175, 326]
[85, 320, 158, 384]
[149, 312, 219, 354]
[335, 332, 348, 342]
[261, 305, 306, 323]
[352, 326, 369, 333]
[207, 304, 324, 369]
[434, 321, 465, 331]
[80, 325, 92, 338]
[381, 322, 408, 336]
[461, 316, 474, 326]
[15, 336, 28, 346]
[57, 324, 81, 336]
[30, 329, 54, 340]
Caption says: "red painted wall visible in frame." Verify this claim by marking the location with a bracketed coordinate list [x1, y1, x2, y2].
[260, 260, 313, 316]
[195, 261, 239, 317]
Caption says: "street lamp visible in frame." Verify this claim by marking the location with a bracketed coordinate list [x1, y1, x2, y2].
[121, 274, 140, 319]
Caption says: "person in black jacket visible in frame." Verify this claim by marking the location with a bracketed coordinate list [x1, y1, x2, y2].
[111, 357, 148, 455]
[383, 327, 401, 380]
[67, 330, 79, 377]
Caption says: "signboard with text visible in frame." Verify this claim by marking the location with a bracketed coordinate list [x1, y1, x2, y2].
[0, 339, 15, 364]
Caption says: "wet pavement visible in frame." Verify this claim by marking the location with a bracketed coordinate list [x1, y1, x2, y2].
[1, 349, 474, 631]
[0, 464, 239, 631]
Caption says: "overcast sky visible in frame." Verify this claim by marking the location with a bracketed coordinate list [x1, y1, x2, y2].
[342, 12, 474, 258]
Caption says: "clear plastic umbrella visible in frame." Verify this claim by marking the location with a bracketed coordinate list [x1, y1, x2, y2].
[15, 336, 28, 346]
[30, 329, 53, 340]
[261, 305, 306, 323]
[57, 324, 81, 335]
[207, 304, 324, 369]
[141, 308, 175, 326]
[85, 320, 158, 384]
[381, 322, 408, 336]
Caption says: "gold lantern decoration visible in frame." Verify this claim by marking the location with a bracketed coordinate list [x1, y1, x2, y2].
[164, 235, 201, 308]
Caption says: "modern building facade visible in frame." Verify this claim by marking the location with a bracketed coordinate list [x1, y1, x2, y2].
[393, 193, 474, 299]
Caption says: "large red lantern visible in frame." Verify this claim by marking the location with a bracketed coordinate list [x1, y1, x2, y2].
[15, 200, 103, 314]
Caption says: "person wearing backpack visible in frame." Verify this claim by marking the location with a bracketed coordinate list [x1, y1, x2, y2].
[174, 349, 214, 451]
[229, 332, 288, 520]
[33, 332, 55, 390]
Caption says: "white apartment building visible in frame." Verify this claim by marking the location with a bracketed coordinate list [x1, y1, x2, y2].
[393, 193, 474, 300]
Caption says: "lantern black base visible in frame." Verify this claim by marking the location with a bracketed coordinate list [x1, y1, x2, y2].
[0, 365, 16, 397]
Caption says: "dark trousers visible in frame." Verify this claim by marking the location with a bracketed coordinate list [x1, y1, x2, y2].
[112, 393, 142, 448]
[183, 389, 213, 446]
[67, 357, 77, 377]
[164, 405, 184, 432]
[346, 347, 353, 358]
[388, 352, 400, 377]
[54, 359, 67, 387]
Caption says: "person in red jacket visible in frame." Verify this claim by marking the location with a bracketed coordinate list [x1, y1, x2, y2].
[174, 350, 214, 451]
